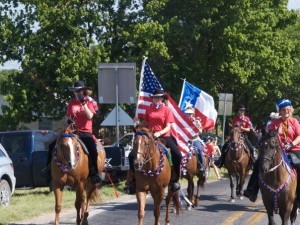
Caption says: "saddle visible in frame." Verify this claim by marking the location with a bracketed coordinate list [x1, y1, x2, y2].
[287, 152, 300, 167]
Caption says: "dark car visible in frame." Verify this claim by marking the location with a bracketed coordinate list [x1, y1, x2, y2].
[0, 130, 56, 189]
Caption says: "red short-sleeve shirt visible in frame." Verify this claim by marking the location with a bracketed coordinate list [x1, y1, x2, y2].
[66, 97, 96, 133]
[268, 117, 300, 151]
[143, 104, 174, 137]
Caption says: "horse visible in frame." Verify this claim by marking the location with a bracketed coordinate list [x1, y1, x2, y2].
[51, 126, 106, 225]
[224, 126, 251, 202]
[258, 132, 297, 225]
[132, 127, 181, 225]
[181, 142, 208, 210]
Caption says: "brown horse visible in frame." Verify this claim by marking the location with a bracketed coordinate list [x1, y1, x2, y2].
[258, 132, 297, 225]
[224, 126, 251, 202]
[181, 145, 208, 210]
[132, 127, 181, 225]
[51, 127, 106, 225]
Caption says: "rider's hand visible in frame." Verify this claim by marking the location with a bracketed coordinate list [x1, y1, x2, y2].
[66, 118, 75, 125]
[283, 142, 293, 151]
[77, 93, 85, 105]
[154, 131, 161, 138]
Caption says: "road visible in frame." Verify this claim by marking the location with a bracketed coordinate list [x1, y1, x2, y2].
[12, 177, 300, 225]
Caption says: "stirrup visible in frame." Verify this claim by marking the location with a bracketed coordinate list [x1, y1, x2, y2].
[170, 181, 181, 192]
[90, 174, 102, 184]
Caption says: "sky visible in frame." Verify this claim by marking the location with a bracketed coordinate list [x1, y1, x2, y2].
[0, 0, 299, 70]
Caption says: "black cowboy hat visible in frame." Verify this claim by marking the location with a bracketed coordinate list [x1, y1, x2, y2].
[68, 80, 89, 92]
[150, 88, 168, 99]
[239, 105, 246, 110]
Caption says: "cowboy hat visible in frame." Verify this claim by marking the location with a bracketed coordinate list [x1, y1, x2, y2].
[68, 80, 89, 92]
[184, 107, 195, 114]
[150, 88, 168, 99]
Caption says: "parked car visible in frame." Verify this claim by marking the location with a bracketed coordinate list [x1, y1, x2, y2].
[0, 130, 56, 189]
[0, 143, 16, 207]
[104, 133, 134, 181]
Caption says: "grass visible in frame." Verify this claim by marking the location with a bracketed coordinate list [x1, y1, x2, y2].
[0, 183, 127, 225]
[0, 168, 228, 225]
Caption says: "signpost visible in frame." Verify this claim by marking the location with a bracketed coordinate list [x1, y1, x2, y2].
[218, 93, 233, 146]
[98, 63, 136, 146]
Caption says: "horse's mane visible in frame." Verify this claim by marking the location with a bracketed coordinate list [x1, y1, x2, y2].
[136, 127, 153, 139]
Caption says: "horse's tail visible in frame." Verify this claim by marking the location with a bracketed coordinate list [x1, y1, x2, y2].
[172, 192, 181, 216]
[86, 181, 102, 204]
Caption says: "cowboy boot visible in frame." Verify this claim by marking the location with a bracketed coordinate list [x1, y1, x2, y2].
[243, 160, 260, 202]
[124, 170, 136, 194]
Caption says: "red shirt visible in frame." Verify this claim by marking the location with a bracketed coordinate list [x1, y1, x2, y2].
[232, 115, 252, 132]
[206, 142, 214, 157]
[66, 97, 96, 133]
[143, 104, 174, 137]
[268, 117, 300, 151]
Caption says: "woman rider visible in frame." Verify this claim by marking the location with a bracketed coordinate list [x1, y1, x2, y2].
[243, 99, 300, 202]
[128, 88, 182, 193]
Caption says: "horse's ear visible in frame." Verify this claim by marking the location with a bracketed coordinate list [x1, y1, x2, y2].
[268, 131, 277, 137]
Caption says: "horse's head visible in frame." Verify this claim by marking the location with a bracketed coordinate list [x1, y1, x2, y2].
[258, 132, 280, 174]
[132, 127, 155, 171]
[230, 126, 242, 143]
[56, 127, 79, 170]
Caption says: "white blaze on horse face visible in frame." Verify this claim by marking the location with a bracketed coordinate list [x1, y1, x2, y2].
[137, 137, 142, 161]
[68, 138, 76, 168]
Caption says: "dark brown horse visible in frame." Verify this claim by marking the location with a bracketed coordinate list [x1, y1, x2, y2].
[51, 127, 106, 225]
[132, 127, 181, 225]
[259, 132, 297, 225]
[224, 126, 251, 202]
[181, 145, 208, 210]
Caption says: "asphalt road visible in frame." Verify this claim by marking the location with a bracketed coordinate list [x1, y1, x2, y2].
[12, 177, 300, 225]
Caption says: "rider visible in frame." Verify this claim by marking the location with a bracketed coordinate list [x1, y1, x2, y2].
[243, 99, 300, 202]
[216, 105, 255, 168]
[184, 107, 205, 172]
[41, 80, 102, 184]
[130, 88, 182, 192]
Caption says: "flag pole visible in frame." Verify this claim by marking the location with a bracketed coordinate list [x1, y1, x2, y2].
[135, 57, 148, 119]
[178, 78, 186, 107]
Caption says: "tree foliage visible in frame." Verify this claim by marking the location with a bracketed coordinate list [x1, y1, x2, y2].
[0, 0, 299, 131]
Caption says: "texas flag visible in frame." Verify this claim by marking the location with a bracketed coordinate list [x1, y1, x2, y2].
[179, 80, 217, 130]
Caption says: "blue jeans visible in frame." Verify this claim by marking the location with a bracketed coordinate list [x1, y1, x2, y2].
[191, 138, 205, 166]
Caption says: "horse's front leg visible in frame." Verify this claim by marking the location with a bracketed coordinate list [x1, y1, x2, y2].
[186, 175, 194, 209]
[136, 191, 147, 225]
[266, 210, 276, 225]
[75, 181, 86, 225]
[290, 200, 299, 225]
[152, 188, 165, 225]
[54, 185, 63, 225]
[194, 177, 202, 207]
[229, 174, 235, 203]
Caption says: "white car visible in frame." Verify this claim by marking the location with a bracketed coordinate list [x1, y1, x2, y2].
[0, 143, 16, 207]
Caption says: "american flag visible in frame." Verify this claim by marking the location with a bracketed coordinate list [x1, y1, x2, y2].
[136, 59, 199, 153]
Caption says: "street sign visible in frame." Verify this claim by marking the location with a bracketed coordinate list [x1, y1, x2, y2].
[101, 106, 134, 126]
[98, 63, 136, 104]
[218, 93, 233, 145]
[218, 93, 233, 116]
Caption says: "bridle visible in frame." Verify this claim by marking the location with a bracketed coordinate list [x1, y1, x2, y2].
[135, 131, 156, 165]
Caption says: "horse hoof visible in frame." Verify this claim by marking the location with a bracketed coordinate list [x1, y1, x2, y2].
[172, 208, 177, 213]
[186, 205, 192, 211]
[239, 196, 243, 200]
[230, 199, 235, 203]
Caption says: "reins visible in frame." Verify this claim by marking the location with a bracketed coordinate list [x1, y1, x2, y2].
[134, 131, 166, 176]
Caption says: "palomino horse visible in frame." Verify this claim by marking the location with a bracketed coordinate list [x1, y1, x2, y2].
[51, 126, 106, 225]
[133, 127, 181, 225]
[224, 126, 251, 202]
[259, 132, 297, 225]
[181, 144, 208, 210]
